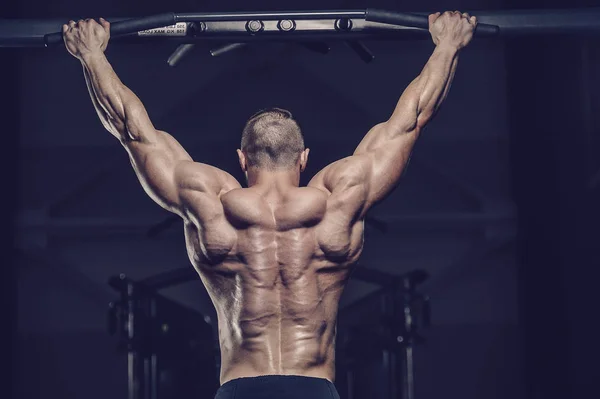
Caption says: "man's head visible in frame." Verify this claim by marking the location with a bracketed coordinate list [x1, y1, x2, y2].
[238, 108, 309, 175]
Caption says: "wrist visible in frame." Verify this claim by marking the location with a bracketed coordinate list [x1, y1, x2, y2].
[435, 41, 461, 53]
[80, 50, 105, 65]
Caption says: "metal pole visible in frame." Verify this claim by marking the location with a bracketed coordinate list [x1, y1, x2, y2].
[386, 291, 400, 399]
[401, 294, 414, 399]
[150, 297, 158, 399]
[128, 353, 136, 399]
[404, 346, 415, 399]
[346, 369, 354, 399]
[127, 282, 138, 399]
[391, 349, 399, 399]
[144, 358, 150, 399]
[151, 355, 158, 399]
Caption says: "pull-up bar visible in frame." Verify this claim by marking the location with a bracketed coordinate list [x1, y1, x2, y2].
[41, 10, 498, 46]
[1, 7, 599, 49]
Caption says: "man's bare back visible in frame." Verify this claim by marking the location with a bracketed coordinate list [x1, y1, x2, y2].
[61, 10, 476, 397]
[184, 184, 363, 383]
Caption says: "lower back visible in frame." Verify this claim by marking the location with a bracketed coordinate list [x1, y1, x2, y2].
[218, 311, 338, 384]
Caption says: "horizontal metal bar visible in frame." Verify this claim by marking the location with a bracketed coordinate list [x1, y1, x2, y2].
[367, 8, 499, 36]
[174, 10, 365, 21]
[112, 28, 426, 43]
[0, 18, 423, 47]
[2, 8, 599, 47]
[473, 7, 600, 36]
[0, 17, 121, 47]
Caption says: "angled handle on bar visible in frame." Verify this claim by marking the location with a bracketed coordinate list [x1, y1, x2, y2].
[365, 9, 500, 36]
[43, 12, 177, 46]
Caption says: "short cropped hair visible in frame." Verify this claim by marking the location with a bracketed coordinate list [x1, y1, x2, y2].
[241, 108, 305, 170]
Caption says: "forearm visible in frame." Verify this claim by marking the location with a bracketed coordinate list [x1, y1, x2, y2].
[82, 64, 119, 138]
[416, 44, 459, 122]
[388, 43, 460, 133]
[80, 51, 154, 142]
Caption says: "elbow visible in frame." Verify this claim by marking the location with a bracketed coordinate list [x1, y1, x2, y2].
[123, 103, 154, 143]
[415, 99, 435, 131]
[102, 114, 141, 144]
[383, 118, 419, 138]
[101, 114, 130, 142]
[415, 111, 432, 131]
[123, 125, 142, 142]
[98, 113, 125, 141]
[99, 86, 134, 136]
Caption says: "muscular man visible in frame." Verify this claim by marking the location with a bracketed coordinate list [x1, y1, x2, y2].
[62, 11, 476, 399]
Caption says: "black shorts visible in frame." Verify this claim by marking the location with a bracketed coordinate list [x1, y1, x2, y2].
[214, 375, 340, 399]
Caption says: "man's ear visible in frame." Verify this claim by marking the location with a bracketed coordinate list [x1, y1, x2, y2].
[300, 148, 310, 172]
[237, 149, 247, 172]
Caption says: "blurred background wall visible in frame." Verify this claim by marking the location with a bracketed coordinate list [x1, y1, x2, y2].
[4, 0, 599, 398]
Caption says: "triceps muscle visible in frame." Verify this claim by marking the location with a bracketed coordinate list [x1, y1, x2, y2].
[122, 131, 193, 215]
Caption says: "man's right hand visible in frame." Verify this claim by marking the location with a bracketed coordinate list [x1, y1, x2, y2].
[62, 18, 111, 60]
[428, 11, 477, 50]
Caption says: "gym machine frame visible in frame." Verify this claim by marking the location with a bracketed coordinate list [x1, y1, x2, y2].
[108, 273, 218, 399]
[1, 8, 599, 65]
[337, 268, 430, 399]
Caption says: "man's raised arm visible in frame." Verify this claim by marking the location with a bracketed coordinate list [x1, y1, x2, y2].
[63, 18, 239, 217]
[310, 11, 476, 218]
[376, 11, 475, 141]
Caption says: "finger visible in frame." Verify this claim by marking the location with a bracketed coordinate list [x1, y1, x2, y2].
[471, 16, 478, 25]
[99, 17, 111, 30]
[463, 13, 470, 19]
[62, 24, 68, 33]
[68, 20, 76, 29]
[428, 13, 440, 24]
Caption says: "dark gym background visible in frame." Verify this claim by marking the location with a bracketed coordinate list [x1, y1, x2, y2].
[2, 0, 599, 398]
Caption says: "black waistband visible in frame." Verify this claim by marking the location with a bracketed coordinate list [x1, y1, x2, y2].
[215, 375, 339, 399]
